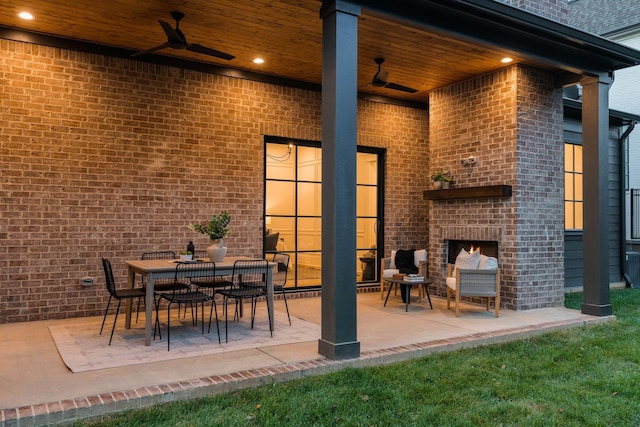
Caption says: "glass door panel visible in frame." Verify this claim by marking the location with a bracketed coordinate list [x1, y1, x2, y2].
[265, 140, 381, 288]
[265, 181, 295, 216]
[356, 152, 379, 282]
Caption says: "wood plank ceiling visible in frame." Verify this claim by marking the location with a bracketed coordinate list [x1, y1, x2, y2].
[0, 0, 540, 103]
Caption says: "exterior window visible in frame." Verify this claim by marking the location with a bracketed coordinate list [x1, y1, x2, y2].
[565, 143, 583, 230]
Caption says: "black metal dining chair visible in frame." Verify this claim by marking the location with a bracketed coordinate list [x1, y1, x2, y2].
[100, 258, 147, 345]
[137, 251, 189, 322]
[273, 253, 291, 325]
[154, 262, 221, 351]
[140, 251, 185, 293]
[215, 259, 272, 343]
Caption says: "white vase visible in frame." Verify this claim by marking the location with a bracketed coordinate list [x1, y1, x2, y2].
[206, 239, 227, 262]
[433, 181, 442, 190]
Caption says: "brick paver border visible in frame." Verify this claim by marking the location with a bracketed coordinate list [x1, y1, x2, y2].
[0, 315, 612, 426]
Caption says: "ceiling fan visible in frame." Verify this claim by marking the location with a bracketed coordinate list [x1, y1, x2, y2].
[370, 58, 418, 94]
[131, 11, 235, 61]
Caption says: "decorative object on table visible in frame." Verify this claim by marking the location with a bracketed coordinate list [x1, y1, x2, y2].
[187, 210, 231, 262]
[179, 251, 193, 261]
[187, 241, 195, 256]
[430, 169, 452, 189]
[403, 274, 425, 282]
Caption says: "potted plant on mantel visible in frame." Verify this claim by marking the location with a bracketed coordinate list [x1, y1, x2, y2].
[431, 169, 453, 189]
[187, 210, 231, 262]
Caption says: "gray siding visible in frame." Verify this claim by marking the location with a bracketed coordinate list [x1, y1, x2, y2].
[563, 109, 624, 288]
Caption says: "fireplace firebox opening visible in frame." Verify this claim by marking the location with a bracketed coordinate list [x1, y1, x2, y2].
[447, 240, 498, 265]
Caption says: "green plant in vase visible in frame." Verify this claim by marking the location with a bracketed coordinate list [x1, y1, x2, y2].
[430, 169, 452, 189]
[187, 210, 231, 261]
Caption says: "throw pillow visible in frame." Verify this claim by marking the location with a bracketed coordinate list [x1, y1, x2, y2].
[413, 249, 427, 268]
[478, 254, 489, 269]
[480, 256, 498, 270]
[454, 248, 480, 273]
[390, 250, 397, 269]
[395, 249, 418, 274]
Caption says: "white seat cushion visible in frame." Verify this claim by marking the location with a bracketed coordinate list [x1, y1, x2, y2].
[414, 249, 427, 267]
[383, 268, 400, 278]
[445, 276, 457, 290]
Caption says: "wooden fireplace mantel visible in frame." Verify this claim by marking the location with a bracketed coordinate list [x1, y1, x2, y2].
[423, 185, 512, 200]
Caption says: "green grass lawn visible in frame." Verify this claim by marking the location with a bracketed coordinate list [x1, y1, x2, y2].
[82, 289, 640, 426]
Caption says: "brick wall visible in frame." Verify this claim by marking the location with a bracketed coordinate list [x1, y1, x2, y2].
[514, 66, 565, 310]
[496, 0, 568, 23]
[0, 39, 429, 323]
[428, 65, 564, 310]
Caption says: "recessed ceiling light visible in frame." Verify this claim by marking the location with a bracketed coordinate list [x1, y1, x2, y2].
[18, 11, 33, 20]
[501, 57, 513, 64]
[253, 58, 265, 64]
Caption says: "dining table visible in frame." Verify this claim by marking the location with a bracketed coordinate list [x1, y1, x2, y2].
[125, 256, 277, 346]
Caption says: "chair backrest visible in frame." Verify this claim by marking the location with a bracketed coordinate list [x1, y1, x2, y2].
[272, 253, 290, 287]
[101, 258, 118, 298]
[193, 250, 208, 259]
[174, 261, 217, 295]
[265, 232, 279, 252]
[233, 259, 269, 289]
[141, 251, 176, 260]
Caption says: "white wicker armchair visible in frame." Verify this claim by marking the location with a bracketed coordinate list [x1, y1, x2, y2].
[446, 263, 500, 317]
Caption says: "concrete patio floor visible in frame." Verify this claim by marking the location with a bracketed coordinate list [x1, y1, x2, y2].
[0, 290, 612, 426]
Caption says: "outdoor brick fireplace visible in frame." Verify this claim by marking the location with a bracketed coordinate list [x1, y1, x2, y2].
[426, 66, 565, 311]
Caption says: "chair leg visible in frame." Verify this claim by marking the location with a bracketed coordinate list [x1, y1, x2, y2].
[224, 296, 230, 343]
[100, 295, 113, 335]
[233, 300, 240, 322]
[153, 297, 162, 340]
[200, 300, 205, 334]
[281, 290, 291, 325]
[108, 300, 122, 345]
[167, 303, 171, 351]
[266, 295, 273, 337]
[153, 309, 160, 340]
[250, 297, 257, 329]
[207, 299, 221, 344]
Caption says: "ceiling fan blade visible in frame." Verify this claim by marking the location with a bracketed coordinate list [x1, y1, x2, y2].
[186, 43, 235, 60]
[384, 82, 419, 94]
[372, 69, 389, 87]
[158, 20, 183, 43]
[130, 42, 171, 58]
